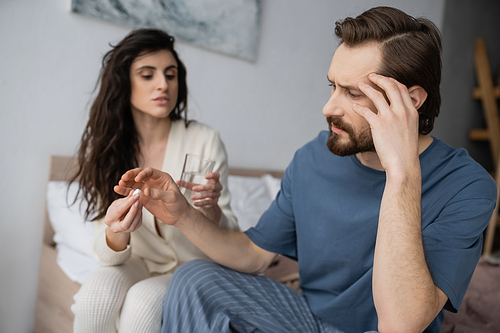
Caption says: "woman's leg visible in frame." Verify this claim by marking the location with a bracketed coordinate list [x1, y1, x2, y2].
[161, 259, 343, 333]
[118, 273, 173, 333]
[72, 256, 149, 333]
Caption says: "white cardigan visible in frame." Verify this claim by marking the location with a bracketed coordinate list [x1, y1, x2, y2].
[92, 120, 238, 274]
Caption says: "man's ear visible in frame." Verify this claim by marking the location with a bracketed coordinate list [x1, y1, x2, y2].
[408, 85, 428, 111]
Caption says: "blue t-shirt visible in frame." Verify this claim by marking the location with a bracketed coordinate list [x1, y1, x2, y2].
[245, 131, 496, 333]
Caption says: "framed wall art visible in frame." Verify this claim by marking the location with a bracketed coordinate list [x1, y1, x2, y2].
[71, 0, 262, 61]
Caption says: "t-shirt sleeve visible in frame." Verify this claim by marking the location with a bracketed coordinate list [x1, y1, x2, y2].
[423, 179, 496, 312]
[245, 162, 298, 260]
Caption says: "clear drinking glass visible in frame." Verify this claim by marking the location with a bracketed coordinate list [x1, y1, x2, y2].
[178, 154, 215, 206]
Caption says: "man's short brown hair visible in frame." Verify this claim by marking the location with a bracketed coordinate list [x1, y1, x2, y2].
[335, 6, 442, 134]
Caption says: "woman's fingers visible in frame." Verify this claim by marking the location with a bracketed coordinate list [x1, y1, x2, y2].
[204, 172, 220, 180]
[105, 191, 142, 232]
[106, 194, 132, 221]
[190, 188, 221, 208]
[128, 202, 143, 231]
[119, 196, 142, 230]
[192, 172, 222, 192]
[189, 172, 222, 207]
[192, 182, 222, 192]
[193, 198, 218, 207]
[191, 190, 221, 200]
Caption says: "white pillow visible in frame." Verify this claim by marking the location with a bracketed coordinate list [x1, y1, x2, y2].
[261, 174, 282, 199]
[46, 181, 99, 283]
[55, 243, 101, 284]
[228, 174, 281, 231]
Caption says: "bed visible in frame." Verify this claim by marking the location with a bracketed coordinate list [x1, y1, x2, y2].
[34, 155, 299, 332]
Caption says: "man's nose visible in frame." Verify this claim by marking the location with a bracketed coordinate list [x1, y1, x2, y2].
[322, 93, 344, 117]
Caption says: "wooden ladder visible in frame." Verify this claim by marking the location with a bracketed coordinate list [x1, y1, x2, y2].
[469, 37, 500, 255]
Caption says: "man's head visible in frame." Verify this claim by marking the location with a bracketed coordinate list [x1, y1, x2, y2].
[324, 6, 442, 156]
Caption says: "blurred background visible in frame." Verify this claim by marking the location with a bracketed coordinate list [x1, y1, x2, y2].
[0, 0, 499, 331]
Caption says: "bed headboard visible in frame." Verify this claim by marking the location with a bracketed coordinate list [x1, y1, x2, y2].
[47, 155, 285, 181]
[228, 167, 284, 179]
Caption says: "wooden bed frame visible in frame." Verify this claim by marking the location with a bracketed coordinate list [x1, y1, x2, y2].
[34, 155, 296, 332]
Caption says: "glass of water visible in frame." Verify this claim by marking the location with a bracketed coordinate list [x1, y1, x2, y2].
[179, 154, 215, 206]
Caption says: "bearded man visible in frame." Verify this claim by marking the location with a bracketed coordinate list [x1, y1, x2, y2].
[115, 6, 496, 333]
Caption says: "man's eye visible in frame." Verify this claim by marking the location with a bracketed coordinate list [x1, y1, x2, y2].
[348, 91, 361, 98]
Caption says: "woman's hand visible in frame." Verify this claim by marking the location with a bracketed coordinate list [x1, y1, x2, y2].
[104, 189, 143, 251]
[188, 172, 222, 207]
[180, 172, 223, 225]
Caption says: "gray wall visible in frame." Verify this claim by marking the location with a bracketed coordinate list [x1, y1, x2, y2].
[434, 0, 500, 172]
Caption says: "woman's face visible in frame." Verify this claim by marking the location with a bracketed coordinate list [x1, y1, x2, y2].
[129, 49, 179, 119]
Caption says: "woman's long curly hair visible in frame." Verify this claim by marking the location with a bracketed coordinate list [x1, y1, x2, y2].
[70, 28, 188, 221]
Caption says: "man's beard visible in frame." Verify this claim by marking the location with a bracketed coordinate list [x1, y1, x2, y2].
[326, 116, 375, 156]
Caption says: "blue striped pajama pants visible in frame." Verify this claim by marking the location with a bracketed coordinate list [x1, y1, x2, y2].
[160, 259, 345, 333]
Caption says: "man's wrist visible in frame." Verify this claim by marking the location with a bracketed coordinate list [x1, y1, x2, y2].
[177, 204, 214, 233]
[385, 160, 421, 185]
[200, 205, 222, 226]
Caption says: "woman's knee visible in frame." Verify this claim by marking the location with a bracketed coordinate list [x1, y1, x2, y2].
[73, 260, 149, 315]
[124, 276, 169, 311]
[73, 268, 126, 314]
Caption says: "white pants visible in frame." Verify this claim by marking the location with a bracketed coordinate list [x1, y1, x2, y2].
[72, 256, 172, 333]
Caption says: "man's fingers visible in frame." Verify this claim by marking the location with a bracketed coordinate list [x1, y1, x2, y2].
[119, 168, 149, 190]
[400, 83, 417, 111]
[121, 168, 142, 182]
[366, 74, 408, 112]
[134, 167, 155, 182]
[356, 81, 393, 116]
[352, 103, 378, 124]
[114, 185, 131, 196]
[134, 167, 170, 183]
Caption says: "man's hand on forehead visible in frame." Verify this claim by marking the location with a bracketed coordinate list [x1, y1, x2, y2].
[351, 73, 420, 173]
[361, 73, 415, 114]
[365, 73, 391, 105]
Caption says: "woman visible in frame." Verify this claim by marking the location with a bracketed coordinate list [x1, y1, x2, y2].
[70, 28, 238, 333]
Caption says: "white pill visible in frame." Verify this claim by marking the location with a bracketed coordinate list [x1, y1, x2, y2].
[133, 188, 141, 196]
